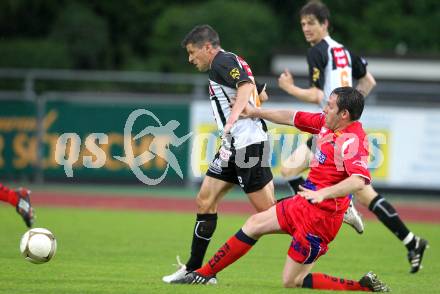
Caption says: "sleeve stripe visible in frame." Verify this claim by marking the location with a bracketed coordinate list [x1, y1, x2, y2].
[351, 173, 371, 183]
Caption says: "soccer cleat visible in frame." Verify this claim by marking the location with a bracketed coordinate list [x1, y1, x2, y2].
[408, 237, 428, 274]
[171, 271, 217, 285]
[359, 271, 391, 292]
[15, 188, 34, 228]
[343, 200, 364, 234]
[162, 256, 189, 283]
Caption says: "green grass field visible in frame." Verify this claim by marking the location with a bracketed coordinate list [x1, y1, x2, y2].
[0, 205, 438, 293]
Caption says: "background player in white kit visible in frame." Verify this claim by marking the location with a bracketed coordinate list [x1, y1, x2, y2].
[278, 0, 427, 273]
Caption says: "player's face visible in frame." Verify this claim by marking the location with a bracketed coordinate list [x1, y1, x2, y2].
[186, 43, 211, 72]
[300, 15, 327, 46]
[323, 94, 342, 130]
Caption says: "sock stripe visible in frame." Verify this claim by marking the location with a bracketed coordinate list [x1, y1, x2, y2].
[376, 202, 398, 217]
[235, 229, 257, 246]
[403, 232, 415, 245]
[194, 221, 211, 241]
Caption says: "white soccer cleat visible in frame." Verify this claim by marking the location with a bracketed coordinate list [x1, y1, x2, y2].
[162, 256, 189, 283]
[343, 199, 364, 234]
[171, 271, 218, 285]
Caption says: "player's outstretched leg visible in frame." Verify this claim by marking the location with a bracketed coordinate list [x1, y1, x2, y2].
[162, 177, 232, 283]
[301, 271, 390, 292]
[162, 213, 218, 284]
[0, 184, 34, 227]
[360, 185, 429, 273]
[407, 237, 429, 273]
[15, 188, 34, 228]
[358, 272, 391, 292]
[343, 198, 364, 234]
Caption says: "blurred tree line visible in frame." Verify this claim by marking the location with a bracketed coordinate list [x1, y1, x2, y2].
[0, 0, 438, 74]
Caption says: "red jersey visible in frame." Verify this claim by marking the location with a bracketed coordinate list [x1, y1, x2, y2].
[293, 111, 371, 213]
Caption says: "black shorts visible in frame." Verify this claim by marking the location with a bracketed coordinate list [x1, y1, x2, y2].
[206, 141, 273, 193]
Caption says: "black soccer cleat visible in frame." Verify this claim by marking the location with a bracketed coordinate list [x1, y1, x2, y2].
[171, 271, 217, 285]
[15, 188, 34, 228]
[359, 271, 391, 292]
[408, 237, 428, 274]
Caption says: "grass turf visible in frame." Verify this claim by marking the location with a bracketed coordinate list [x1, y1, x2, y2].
[0, 205, 438, 293]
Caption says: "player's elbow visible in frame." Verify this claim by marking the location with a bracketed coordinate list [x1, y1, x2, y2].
[351, 175, 367, 192]
[367, 73, 377, 89]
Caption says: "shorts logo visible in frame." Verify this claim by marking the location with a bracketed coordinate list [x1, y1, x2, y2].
[312, 67, 320, 83]
[237, 176, 244, 188]
[315, 150, 327, 164]
[229, 68, 240, 79]
[208, 158, 223, 174]
[290, 237, 308, 257]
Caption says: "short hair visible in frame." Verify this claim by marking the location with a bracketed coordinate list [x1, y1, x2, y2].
[181, 24, 220, 48]
[332, 87, 365, 121]
[300, 1, 330, 24]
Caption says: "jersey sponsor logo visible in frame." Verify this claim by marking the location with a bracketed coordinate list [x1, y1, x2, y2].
[315, 150, 327, 164]
[332, 47, 349, 68]
[312, 67, 320, 83]
[229, 68, 240, 80]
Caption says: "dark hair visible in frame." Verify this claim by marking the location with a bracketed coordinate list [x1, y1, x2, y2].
[181, 24, 220, 48]
[332, 87, 365, 121]
[300, 0, 330, 24]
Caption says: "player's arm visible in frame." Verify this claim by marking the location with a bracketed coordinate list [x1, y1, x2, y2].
[299, 174, 366, 203]
[278, 69, 324, 104]
[224, 81, 254, 133]
[351, 54, 376, 97]
[356, 71, 376, 97]
[241, 104, 296, 126]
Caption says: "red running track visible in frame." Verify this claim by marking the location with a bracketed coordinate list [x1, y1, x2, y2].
[31, 192, 440, 224]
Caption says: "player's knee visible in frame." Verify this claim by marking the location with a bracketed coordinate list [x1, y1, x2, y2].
[243, 214, 264, 238]
[282, 276, 302, 288]
[195, 193, 216, 213]
[354, 185, 378, 206]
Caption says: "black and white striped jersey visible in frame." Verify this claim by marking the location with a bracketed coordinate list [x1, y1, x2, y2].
[208, 50, 267, 149]
[307, 36, 368, 108]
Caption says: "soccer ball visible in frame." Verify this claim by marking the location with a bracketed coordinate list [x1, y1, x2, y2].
[20, 228, 57, 264]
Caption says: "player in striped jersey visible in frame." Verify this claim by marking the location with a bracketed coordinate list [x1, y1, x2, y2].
[162, 24, 276, 284]
[278, 0, 427, 273]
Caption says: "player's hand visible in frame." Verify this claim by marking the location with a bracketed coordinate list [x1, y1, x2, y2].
[278, 69, 294, 92]
[297, 185, 325, 203]
[230, 98, 255, 118]
[239, 103, 256, 118]
[259, 89, 269, 103]
[223, 122, 233, 135]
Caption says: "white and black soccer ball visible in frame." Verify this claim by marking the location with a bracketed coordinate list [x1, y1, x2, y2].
[20, 228, 57, 264]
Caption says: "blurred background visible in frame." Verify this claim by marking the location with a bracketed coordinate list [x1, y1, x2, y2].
[1, 0, 440, 195]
